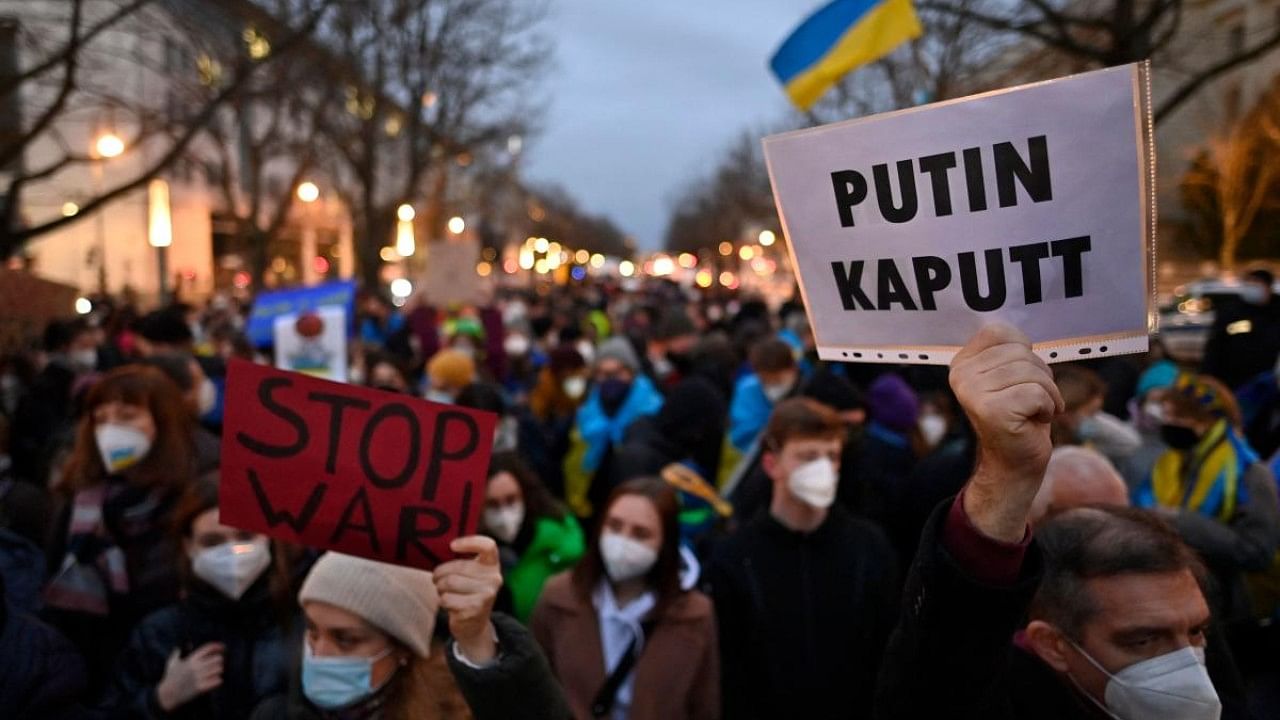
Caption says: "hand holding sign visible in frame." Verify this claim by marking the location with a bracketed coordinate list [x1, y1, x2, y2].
[435, 535, 503, 664]
[950, 323, 1063, 543]
[219, 360, 496, 570]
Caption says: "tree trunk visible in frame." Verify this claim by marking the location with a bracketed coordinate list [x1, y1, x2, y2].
[357, 210, 391, 290]
[248, 225, 270, 294]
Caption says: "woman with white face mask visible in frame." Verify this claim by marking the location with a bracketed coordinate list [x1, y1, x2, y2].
[44, 365, 197, 682]
[530, 478, 720, 720]
[482, 453, 584, 623]
[103, 477, 293, 718]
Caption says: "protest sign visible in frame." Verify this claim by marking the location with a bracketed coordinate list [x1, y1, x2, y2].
[246, 279, 356, 347]
[421, 240, 481, 305]
[219, 359, 497, 570]
[274, 306, 348, 382]
[763, 63, 1155, 365]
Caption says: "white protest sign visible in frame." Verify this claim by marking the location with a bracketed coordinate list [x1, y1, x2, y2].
[421, 240, 482, 305]
[763, 63, 1155, 365]
[273, 305, 348, 382]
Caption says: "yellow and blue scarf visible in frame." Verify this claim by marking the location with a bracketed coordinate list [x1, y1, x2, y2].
[1137, 418, 1257, 521]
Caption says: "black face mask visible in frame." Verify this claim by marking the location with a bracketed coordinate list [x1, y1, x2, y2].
[1160, 423, 1200, 450]
[598, 378, 631, 417]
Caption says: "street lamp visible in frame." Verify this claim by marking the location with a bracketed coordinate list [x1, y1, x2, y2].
[759, 230, 776, 247]
[94, 133, 125, 159]
[296, 181, 320, 203]
[148, 179, 173, 303]
[91, 131, 126, 294]
[447, 216, 466, 235]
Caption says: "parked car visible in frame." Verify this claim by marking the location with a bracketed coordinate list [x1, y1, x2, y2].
[1159, 277, 1280, 363]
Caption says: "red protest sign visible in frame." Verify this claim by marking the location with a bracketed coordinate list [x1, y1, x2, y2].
[219, 359, 496, 570]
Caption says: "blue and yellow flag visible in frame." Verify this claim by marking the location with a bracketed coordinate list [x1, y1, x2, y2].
[770, 0, 923, 110]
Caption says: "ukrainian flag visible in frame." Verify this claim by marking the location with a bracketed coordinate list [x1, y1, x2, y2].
[770, 0, 923, 110]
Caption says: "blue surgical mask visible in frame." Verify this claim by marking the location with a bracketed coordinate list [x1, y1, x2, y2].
[301, 642, 393, 709]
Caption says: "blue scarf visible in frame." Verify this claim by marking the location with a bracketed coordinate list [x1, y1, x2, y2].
[576, 375, 664, 473]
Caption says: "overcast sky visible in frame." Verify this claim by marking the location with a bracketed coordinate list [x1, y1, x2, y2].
[522, 1, 816, 251]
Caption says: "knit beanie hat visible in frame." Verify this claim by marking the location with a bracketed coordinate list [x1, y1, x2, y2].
[595, 337, 641, 373]
[1135, 360, 1178, 400]
[800, 368, 864, 413]
[427, 349, 477, 390]
[299, 553, 439, 658]
[867, 373, 920, 433]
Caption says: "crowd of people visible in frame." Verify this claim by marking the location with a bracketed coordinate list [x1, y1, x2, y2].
[0, 266, 1278, 719]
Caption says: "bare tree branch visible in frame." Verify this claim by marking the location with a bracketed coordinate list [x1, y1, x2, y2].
[1155, 26, 1280, 122]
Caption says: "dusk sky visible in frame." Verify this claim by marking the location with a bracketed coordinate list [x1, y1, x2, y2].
[522, 1, 815, 251]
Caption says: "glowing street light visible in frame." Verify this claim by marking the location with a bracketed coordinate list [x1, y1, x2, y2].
[74, 297, 92, 314]
[534, 237, 549, 253]
[396, 219, 415, 257]
[296, 181, 320, 203]
[397, 203, 416, 222]
[618, 260, 635, 277]
[390, 278, 413, 298]
[590, 253, 605, 268]
[575, 249, 590, 264]
[718, 241, 733, 256]
[739, 245, 755, 261]
[94, 132, 125, 159]
[61, 202, 79, 217]
[147, 179, 172, 248]
[759, 230, 776, 247]
[447, 216, 466, 235]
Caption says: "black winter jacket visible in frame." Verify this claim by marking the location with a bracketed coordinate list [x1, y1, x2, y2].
[103, 578, 293, 719]
[0, 594, 93, 720]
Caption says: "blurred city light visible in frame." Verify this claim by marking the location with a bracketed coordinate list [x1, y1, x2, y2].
[296, 182, 320, 203]
[447, 216, 466, 235]
[95, 133, 125, 158]
[758, 230, 776, 247]
[619, 260, 636, 277]
[397, 204, 415, 222]
[390, 278, 413, 298]
[74, 297, 92, 314]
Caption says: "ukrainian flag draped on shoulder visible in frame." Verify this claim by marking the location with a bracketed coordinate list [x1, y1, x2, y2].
[1135, 418, 1257, 521]
[770, 0, 923, 110]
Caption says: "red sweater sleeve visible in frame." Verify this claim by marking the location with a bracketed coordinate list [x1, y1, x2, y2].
[940, 489, 1031, 585]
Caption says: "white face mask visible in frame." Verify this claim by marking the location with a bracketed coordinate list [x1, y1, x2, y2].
[1074, 642, 1221, 720]
[484, 503, 525, 544]
[599, 532, 658, 583]
[1143, 400, 1166, 424]
[762, 383, 790, 403]
[562, 376, 587, 400]
[504, 334, 530, 356]
[787, 457, 838, 509]
[95, 423, 153, 473]
[919, 413, 947, 448]
[197, 378, 218, 416]
[191, 538, 272, 600]
[425, 388, 454, 405]
[69, 348, 97, 373]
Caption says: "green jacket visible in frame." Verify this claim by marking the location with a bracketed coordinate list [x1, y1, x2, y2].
[507, 515, 585, 623]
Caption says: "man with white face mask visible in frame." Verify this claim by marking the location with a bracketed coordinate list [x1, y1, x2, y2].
[877, 323, 1242, 720]
[707, 397, 899, 719]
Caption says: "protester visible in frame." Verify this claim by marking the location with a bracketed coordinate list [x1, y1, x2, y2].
[250, 538, 569, 720]
[1028, 446, 1130, 526]
[1119, 358, 1180, 491]
[728, 339, 799, 454]
[423, 348, 477, 404]
[875, 323, 1249, 719]
[529, 345, 589, 426]
[11, 318, 98, 484]
[482, 452, 585, 623]
[1133, 372, 1280, 621]
[357, 293, 406, 348]
[1051, 364, 1141, 466]
[363, 352, 414, 394]
[707, 397, 899, 719]
[0, 571, 91, 720]
[43, 365, 197, 683]
[531, 477, 720, 720]
[104, 477, 294, 718]
[644, 309, 698, 389]
[136, 353, 221, 473]
[854, 372, 920, 532]
[1202, 268, 1280, 391]
[563, 337, 664, 518]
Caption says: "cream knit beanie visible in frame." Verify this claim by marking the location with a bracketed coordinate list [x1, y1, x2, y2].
[299, 553, 439, 658]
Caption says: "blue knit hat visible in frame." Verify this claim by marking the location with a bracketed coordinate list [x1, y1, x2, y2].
[1135, 360, 1178, 400]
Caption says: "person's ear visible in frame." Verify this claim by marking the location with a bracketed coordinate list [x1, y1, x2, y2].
[762, 449, 782, 483]
[1025, 620, 1072, 672]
